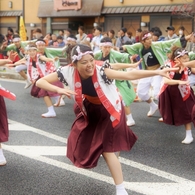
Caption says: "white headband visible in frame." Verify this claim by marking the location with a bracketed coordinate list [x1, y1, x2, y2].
[36, 41, 45, 46]
[13, 37, 21, 42]
[99, 42, 113, 47]
[142, 33, 151, 40]
[175, 50, 188, 58]
[72, 46, 93, 63]
[25, 45, 37, 51]
[67, 37, 76, 42]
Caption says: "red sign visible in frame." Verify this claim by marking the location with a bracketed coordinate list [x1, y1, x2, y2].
[54, 0, 81, 11]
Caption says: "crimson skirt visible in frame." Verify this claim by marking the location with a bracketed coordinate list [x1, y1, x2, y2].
[159, 85, 195, 126]
[67, 99, 137, 169]
[0, 96, 9, 142]
[31, 80, 64, 98]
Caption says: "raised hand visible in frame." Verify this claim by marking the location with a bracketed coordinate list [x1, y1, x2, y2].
[158, 67, 179, 79]
[56, 88, 77, 99]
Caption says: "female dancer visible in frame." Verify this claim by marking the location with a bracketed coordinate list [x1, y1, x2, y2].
[123, 30, 184, 117]
[35, 39, 65, 107]
[7, 42, 59, 118]
[36, 44, 178, 195]
[0, 58, 13, 166]
[94, 37, 137, 126]
[159, 47, 195, 144]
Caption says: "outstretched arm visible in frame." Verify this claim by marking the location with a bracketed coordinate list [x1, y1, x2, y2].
[163, 77, 189, 85]
[110, 59, 141, 70]
[104, 67, 178, 81]
[0, 59, 12, 66]
[36, 72, 76, 99]
[6, 57, 26, 67]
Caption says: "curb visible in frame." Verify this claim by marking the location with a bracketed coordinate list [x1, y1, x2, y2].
[0, 67, 24, 80]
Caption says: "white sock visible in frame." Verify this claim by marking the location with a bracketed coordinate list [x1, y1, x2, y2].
[0, 148, 6, 162]
[149, 100, 157, 108]
[126, 113, 133, 121]
[185, 130, 193, 139]
[116, 183, 128, 195]
[48, 106, 55, 113]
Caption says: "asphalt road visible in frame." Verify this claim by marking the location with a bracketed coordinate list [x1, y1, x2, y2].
[0, 78, 195, 195]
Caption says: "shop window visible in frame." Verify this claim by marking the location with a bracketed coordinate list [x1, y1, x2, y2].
[123, 17, 141, 37]
[172, 17, 193, 35]
[104, 17, 122, 37]
[150, 16, 170, 37]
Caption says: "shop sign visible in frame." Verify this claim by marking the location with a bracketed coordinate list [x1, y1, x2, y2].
[54, 0, 81, 11]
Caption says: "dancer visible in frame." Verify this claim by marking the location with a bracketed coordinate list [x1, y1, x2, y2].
[0, 58, 14, 166]
[4, 35, 33, 88]
[36, 44, 178, 195]
[94, 37, 137, 126]
[123, 30, 184, 117]
[35, 39, 65, 107]
[7, 42, 59, 118]
[159, 47, 195, 144]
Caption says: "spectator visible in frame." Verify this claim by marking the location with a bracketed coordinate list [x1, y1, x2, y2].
[49, 34, 58, 47]
[152, 31, 161, 42]
[76, 26, 87, 44]
[64, 28, 72, 42]
[6, 27, 14, 45]
[178, 26, 187, 48]
[57, 36, 65, 47]
[150, 27, 164, 41]
[58, 30, 64, 37]
[102, 32, 108, 38]
[178, 26, 185, 38]
[14, 30, 19, 36]
[116, 27, 131, 48]
[91, 26, 103, 52]
[186, 33, 195, 53]
[66, 34, 77, 46]
[108, 29, 116, 46]
[44, 33, 52, 46]
[135, 28, 142, 43]
[164, 26, 178, 41]
[33, 28, 43, 40]
[126, 31, 136, 44]
[86, 34, 93, 42]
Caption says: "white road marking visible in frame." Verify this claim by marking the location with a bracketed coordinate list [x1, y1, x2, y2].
[3, 119, 195, 195]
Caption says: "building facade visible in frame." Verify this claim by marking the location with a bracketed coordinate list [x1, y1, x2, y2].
[0, 0, 193, 39]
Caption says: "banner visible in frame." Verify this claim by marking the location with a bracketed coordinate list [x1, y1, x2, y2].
[19, 16, 27, 41]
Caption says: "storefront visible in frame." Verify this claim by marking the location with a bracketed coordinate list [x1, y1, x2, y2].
[37, 0, 104, 34]
[101, 3, 193, 37]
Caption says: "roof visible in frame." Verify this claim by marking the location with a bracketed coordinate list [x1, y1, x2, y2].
[0, 11, 22, 17]
[101, 4, 192, 14]
[38, 0, 103, 17]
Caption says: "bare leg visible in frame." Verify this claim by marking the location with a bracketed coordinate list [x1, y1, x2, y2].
[19, 70, 27, 80]
[103, 152, 128, 195]
[19, 71, 32, 89]
[102, 152, 123, 184]
[43, 96, 53, 107]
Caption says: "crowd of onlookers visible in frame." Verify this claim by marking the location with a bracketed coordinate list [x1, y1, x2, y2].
[1, 24, 195, 59]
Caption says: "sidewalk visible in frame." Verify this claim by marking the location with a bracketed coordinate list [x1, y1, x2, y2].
[0, 67, 24, 80]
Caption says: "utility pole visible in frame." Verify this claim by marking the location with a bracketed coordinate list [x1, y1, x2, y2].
[193, 0, 195, 31]
[22, 0, 25, 23]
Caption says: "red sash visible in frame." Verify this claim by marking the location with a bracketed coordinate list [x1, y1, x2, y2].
[159, 60, 190, 101]
[28, 54, 55, 81]
[74, 67, 121, 127]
